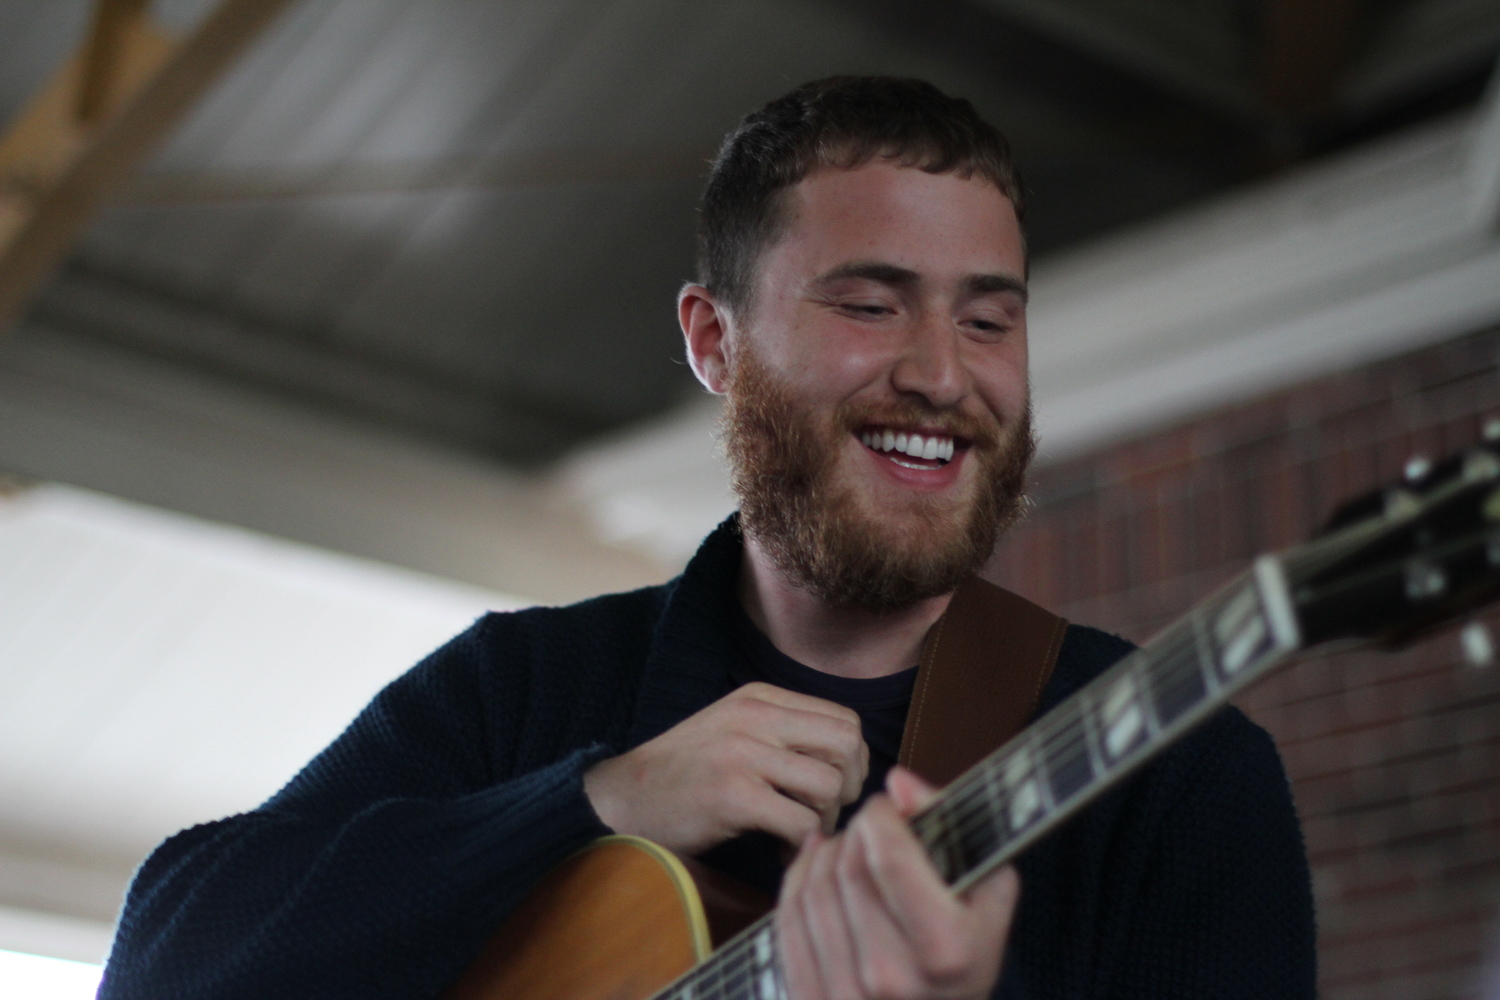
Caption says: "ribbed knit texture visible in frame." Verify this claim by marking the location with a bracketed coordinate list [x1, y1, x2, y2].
[101, 518, 1314, 999]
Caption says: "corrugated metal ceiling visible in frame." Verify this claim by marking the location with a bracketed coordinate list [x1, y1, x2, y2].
[3, 0, 1495, 467]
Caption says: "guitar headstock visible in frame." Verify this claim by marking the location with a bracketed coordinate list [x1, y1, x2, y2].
[1287, 429, 1500, 649]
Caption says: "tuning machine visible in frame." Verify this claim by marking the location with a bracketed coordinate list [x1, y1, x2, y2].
[1462, 620, 1495, 669]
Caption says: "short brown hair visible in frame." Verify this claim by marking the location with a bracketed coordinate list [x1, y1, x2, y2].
[697, 76, 1025, 315]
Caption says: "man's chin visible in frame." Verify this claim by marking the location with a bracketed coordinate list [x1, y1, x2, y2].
[840, 500, 979, 564]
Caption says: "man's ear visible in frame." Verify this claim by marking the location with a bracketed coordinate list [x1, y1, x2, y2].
[679, 284, 732, 394]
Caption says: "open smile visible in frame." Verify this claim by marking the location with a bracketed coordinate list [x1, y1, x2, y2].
[857, 425, 963, 470]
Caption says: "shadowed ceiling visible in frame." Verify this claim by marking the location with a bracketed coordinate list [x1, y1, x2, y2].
[2, 0, 1496, 467]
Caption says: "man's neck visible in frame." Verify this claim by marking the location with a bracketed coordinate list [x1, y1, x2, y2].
[739, 536, 954, 680]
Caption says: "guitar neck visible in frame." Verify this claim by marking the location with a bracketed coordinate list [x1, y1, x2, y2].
[911, 555, 1300, 891]
[652, 556, 1303, 1000]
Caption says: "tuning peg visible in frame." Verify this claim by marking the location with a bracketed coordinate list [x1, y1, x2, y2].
[1462, 621, 1495, 669]
[1405, 455, 1432, 481]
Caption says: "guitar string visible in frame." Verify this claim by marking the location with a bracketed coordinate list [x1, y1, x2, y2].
[680, 502, 1500, 998]
[926, 619, 1201, 827]
[667, 623, 1226, 999]
[660, 594, 1247, 998]
[682, 500, 1500, 998]
[910, 613, 1234, 873]
[928, 627, 1223, 859]
[676, 645, 1202, 1000]
[679, 660, 1227, 998]
[931, 621, 1268, 877]
[665, 919, 775, 1000]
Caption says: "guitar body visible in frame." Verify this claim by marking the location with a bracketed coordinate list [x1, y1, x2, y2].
[443, 836, 715, 1000]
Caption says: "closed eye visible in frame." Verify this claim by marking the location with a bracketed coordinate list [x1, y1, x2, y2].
[837, 302, 896, 318]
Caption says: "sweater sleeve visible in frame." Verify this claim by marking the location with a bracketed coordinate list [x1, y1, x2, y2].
[1103, 708, 1317, 999]
[99, 617, 615, 1000]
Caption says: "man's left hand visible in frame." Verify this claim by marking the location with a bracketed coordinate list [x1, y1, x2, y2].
[775, 766, 1020, 1000]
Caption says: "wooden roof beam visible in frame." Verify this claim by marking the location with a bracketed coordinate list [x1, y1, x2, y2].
[0, 0, 299, 337]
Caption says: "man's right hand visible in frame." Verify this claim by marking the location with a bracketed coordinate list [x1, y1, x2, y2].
[582, 682, 869, 856]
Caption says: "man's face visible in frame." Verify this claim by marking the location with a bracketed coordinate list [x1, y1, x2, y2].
[714, 161, 1033, 611]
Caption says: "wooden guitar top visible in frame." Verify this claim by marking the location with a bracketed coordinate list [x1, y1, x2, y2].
[443, 836, 712, 1000]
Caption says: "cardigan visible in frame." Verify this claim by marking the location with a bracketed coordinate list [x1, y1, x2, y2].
[100, 517, 1316, 999]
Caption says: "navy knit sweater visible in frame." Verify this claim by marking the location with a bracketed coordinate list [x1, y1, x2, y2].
[101, 519, 1315, 999]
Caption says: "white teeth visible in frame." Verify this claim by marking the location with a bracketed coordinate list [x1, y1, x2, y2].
[860, 428, 956, 463]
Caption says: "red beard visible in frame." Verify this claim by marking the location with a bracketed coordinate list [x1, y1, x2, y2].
[722, 345, 1034, 612]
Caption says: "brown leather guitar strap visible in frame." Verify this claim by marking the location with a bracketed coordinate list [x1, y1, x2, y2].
[897, 576, 1069, 788]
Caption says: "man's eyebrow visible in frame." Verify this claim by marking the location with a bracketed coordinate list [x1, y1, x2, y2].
[810, 262, 1028, 304]
[963, 273, 1029, 304]
[810, 261, 920, 288]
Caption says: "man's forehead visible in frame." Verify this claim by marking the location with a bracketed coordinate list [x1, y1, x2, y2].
[780, 164, 1022, 260]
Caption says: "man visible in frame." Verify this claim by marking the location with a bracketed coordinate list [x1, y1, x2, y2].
[101, 77, 1315, 999]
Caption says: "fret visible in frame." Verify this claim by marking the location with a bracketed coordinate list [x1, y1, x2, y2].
[715, 925, 741, 1000]
[753, 926, 783, 1000]
[1001, 739, 1051, 835]
[1212, 586, 1265, 679]
[1145, 621, 1209, 728]
[950, 816, 1000, 882]
[1077, 687, 1107, 782]
[1095, 667, 1152, 763]
[1042, 706, 1095, 805]
[1189, 605, 1221, 698]
[915, 787, 984, 882]
[1203, 563, 1299, 692]
[937, 815, 966, 883]
[958, 771, 1005, 869]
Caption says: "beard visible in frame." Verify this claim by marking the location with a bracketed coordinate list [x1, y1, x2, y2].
[722, 345, 1034, 614]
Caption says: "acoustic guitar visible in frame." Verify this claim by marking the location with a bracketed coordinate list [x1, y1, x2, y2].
[445, 433, 1500, 1000]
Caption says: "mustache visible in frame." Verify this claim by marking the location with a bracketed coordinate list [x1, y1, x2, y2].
[835, 398, 1003, 451]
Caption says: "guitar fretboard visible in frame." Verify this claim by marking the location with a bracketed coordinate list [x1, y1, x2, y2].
[653, 556, 1302, 1000]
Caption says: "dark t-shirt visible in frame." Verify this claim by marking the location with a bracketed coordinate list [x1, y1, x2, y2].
[729, 604, 917, 822]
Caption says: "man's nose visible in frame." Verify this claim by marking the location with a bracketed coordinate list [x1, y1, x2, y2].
[889, 314, 971, 409]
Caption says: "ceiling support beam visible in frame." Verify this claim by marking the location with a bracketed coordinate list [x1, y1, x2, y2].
[1471, 56, 1500, 231]
[108, 146, 718, 205]
[0, 0, 298, 337]
[77, 0, 159, 124]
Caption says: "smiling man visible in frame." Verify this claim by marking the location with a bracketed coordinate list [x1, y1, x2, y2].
[100, 78, 1315, 1000]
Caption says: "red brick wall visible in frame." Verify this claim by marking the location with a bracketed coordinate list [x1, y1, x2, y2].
[987, 325, 1500, 999]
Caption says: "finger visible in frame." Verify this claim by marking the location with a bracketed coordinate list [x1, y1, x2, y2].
[776, 833, 829, 1000]
[730, 696, 867, 806]
[849, 795, 973, 968]
[733, 681, 863, 727]
[886, 764, 940, 816]
[762, 746, 846, 833]
[966, 864, 1022, 940]
[732, 780, 823, 846]
[796, 834, 865, 1000]
[833, 815, 927, 999]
